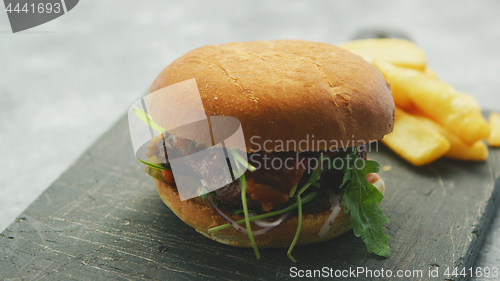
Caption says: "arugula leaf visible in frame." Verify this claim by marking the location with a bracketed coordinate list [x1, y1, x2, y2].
[341, 153, 390, 258]
[339, 164, 352, 190]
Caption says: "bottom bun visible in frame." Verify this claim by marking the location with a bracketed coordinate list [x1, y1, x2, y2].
[154, 174, 385, 248]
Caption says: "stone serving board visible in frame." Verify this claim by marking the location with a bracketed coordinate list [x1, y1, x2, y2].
[1, 115, 499, 281]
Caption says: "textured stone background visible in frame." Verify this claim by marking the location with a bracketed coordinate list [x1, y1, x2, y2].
[0, 0, 499, 278]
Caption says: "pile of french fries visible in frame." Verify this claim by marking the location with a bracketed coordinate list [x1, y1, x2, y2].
[340, 38, 500, 166]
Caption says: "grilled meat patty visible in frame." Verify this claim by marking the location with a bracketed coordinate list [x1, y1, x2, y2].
[156, 133, 367, 211]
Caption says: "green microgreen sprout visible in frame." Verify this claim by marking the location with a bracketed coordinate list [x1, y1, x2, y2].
[133, 107, 165, 134]
[288, 184, 299, 198]
[240, 174, 260, 259]
[138, 158, 166, 170]
[208, 191, 318, 233]
[287, 194, 302, 263]
[230, 150, 256, 172]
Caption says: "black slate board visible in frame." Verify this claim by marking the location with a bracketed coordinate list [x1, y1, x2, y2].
[1, 115, 499, 281]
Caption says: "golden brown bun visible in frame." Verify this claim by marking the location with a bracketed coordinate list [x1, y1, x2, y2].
[154, 174, 385, 248]
[149, 40, 395, 152]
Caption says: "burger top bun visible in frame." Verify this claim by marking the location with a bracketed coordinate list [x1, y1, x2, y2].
[148, 40, 395, 152]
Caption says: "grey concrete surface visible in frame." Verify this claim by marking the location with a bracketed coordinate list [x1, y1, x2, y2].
[0, 0, 499, 279]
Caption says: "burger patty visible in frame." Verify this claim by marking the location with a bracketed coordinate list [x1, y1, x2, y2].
[155, 133, 367, 211]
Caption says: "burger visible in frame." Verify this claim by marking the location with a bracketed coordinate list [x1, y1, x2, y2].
[137, 40, 395, 261]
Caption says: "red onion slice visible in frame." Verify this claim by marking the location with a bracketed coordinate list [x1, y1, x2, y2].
[252, 226, 276, 236]
[318, 189, 342, 237]
[207, 196, 248, 233]
[249, 211, 292, 228]
[206, 196, 291, 236]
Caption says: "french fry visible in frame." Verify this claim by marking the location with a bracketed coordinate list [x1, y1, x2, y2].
[406, 99, 481, 120]
[414, 115, 488, 161]
[424, 67, 439, 79]
[339, 38, 426, 71]
[382, 108, 451, 166]
[372, 60, 414, 110]
[459, 93, 482, 111]
[374, 61, 490, 145]
[487, 112, 500, 147]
